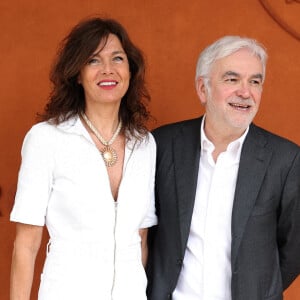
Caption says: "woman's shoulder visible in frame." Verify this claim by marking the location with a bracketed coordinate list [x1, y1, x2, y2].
[20, 121, 59, 153]
[146, 131, 156, 145]
[28, 116, 79, 137]
[138, 131, 156, 149]
[25, 121, 56, 139]
[127, 131, 156, 154]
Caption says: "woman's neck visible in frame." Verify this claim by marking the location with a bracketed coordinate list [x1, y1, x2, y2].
[83, 103, 121, 139]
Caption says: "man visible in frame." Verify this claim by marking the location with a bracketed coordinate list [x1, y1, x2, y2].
[146, 36, 300, 300]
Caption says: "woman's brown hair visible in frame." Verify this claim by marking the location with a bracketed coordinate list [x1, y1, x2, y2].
[39, 17, 151, 139]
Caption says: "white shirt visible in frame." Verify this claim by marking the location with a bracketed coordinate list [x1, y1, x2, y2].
[173, 118, 248, 300]
[10, 116, 157, 300]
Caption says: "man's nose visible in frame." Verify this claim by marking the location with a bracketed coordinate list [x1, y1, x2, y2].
[236, 81, 251, 98]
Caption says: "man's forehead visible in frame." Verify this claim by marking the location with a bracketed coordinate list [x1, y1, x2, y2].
[212, 51, 263, 75]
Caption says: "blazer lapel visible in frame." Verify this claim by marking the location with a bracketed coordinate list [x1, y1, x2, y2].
[173, 118, 202, 254]
[231, 124, 272, 265]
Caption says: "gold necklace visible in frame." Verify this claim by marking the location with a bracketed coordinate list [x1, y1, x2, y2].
[81, 112, 122, 167]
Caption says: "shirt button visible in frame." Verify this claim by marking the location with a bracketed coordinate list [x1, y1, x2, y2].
[167, 293, 172, 298]
[177, 258, 183, 266]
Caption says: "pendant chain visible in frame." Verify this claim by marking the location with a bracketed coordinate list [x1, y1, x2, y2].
[81, 112, 122, 167]
[81, 112, 122, 146]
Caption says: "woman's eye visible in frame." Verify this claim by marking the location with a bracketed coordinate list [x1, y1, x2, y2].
[87, 58, 99, 65]
[113, 56, 124, 62]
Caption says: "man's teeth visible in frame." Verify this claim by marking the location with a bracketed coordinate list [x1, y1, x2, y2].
[99, 81, 117, 86]
[230, 103, 250, 108]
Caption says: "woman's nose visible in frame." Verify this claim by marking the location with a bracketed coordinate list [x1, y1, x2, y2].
[101, 61, 114, 74]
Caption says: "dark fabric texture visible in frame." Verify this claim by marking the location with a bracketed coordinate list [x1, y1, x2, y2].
[146, 117, 300, 300]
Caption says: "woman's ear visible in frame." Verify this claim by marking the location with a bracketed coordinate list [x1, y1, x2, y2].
[196, 77, 208, 105]
[77, 74, 81, 84]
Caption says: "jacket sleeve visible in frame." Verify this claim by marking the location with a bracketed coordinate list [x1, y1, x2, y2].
[277, 150, 300, 290]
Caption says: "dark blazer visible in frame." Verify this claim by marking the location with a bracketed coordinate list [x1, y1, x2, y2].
[147, 117, 300, 300]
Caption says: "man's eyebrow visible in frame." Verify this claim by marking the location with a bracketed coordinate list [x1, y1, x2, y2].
[250, 73, 263, 80]
[222, 71, 263, 80]
[222, 71, 240, 78]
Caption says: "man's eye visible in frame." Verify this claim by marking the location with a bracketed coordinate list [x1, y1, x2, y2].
[224, 77, 238, 83]
[250, 79, 262, 86]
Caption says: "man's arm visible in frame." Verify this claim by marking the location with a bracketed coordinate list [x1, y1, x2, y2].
[277, 150, 300, 289]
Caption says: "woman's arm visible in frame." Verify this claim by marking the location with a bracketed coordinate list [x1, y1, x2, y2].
[10, 223, 43, 300]
[139, 228, 149, 268]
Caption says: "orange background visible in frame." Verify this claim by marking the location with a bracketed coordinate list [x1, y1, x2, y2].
[0, 1, 299, 299]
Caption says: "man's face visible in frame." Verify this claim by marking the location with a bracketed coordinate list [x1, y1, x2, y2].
[197, 48, 263, 138]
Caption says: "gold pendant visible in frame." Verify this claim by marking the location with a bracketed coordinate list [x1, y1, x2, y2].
[101, 146, 118, 167]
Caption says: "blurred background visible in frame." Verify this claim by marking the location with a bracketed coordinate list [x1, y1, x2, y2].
[0, 0, 299, 299]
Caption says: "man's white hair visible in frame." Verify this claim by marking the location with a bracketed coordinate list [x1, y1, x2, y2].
[195, 36, 268, 89]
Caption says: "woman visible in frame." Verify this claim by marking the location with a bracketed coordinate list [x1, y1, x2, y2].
[10, 17, 157, 300]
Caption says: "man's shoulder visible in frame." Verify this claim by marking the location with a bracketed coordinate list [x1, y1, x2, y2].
[250, 123, 300, 152]
[152, 117, 202, 140]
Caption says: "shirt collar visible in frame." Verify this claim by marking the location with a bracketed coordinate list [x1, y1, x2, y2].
[200, 115, 249, 162]
[56, 115, 93, 141]
[55, 114, 137, 148]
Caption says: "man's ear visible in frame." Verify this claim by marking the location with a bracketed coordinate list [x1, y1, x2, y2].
[196, 77, 208, 105]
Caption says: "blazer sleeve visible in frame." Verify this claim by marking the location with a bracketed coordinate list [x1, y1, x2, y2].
[277, 149, 300, 289]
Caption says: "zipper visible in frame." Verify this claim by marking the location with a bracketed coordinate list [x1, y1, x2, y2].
[110, 201, 118, 299]
[110, 139, 137, 299]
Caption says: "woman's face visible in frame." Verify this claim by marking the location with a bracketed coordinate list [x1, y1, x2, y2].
[78, 34, 130, 107]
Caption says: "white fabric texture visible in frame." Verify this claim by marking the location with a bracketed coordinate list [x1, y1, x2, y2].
[10, 115, 157, 300]
[173, 118, 248, 300]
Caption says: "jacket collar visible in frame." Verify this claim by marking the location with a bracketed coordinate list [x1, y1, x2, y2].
[172, 119, 272, 261]
[231, 124, 272, 265]
[173, 117, 202, 254]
